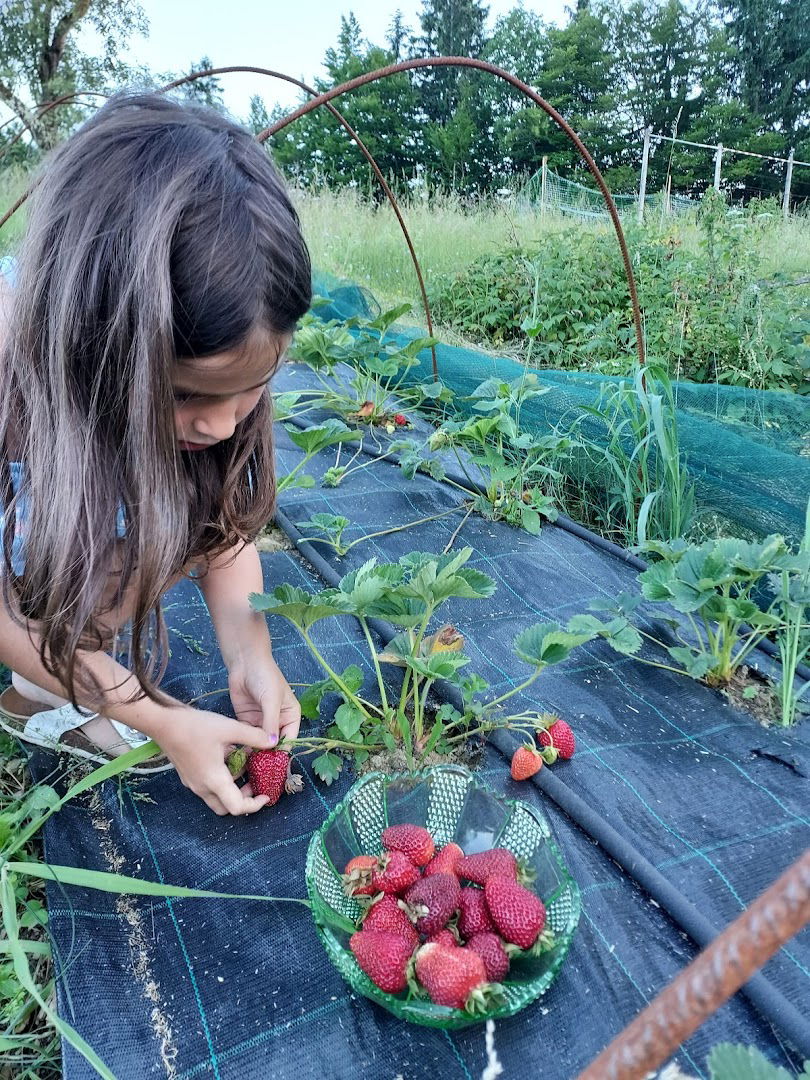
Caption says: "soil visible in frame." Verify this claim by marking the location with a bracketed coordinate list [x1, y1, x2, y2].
[360, 738, 485, 778]
[256, 523, 293, 552]
[721, 665, 782, 726]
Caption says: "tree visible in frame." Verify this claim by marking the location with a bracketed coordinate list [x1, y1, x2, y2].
[180, 56, 226, 112]
[386, 10, 412, 59]
[0, 0, 148, 149]
[413, 0, 490, 123]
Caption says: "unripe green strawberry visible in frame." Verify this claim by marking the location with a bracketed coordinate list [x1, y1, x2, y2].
[457, 886, 495, 939]
[382, 824, 435, 867]
[371, 849, 420, 895]
[424, 842, 464, 879]
[458, 848, 518, 886]
[466, 932, 511, 982]
[245, 749, 302, 805]
[538, 719, 576, 761]
[361, 894, 419, 947]
[403, 873, 461, 935]
[484, 876, 546, 949]
[350, 930, 416, 994]
[414, 942, 489, 1010]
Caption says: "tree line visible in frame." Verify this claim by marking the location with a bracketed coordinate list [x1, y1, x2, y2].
[1, 0, 808, 201]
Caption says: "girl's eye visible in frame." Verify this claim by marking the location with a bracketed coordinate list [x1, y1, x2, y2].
[173, 391, 197, 405]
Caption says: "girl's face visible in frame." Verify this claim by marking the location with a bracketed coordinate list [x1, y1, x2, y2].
[172, 329, 291, 451]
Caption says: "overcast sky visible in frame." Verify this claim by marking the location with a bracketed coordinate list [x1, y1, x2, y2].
[104, 1, 572, 121]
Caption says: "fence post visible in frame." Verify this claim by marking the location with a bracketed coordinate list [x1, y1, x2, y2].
[540, 155, 548, 219]
[638, 126, 651, 225]
[783, 148, 795, 218]
[713, 143, 723, 191]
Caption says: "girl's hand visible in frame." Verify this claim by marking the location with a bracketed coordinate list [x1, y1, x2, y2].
[155, 706, 275, 816]
[227, 654, 301, 746]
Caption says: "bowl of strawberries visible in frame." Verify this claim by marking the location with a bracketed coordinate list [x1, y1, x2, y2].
[305, 764, 579, 1028]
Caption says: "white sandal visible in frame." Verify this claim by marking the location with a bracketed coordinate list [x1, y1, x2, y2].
[0, 688, 174, 774]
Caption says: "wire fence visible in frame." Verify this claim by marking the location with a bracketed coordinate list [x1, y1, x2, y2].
[517, 161, 694, 221]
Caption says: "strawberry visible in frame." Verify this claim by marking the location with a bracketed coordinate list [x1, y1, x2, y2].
[539, 719, 576, 761]
[394, 413, 408, 426]
[414, 942, 490, 1011]
[245, 749, 303, 805]
[511, 744, 544, 781]
[426, 927, 460, 947]
[403, 873, 462, 935]
[457, 886, 495, 939]
[342, 855, 379, 897]
[382, 824, 435, 867]
[484, 876, 546, 949]
[466, 932, 511, 982]
[350, 930, 416, 994]
[424, 842, 464, 879]
[458, 848, 518, 886]
[361, 894, 419, 947]
[371, 849, 420, 895]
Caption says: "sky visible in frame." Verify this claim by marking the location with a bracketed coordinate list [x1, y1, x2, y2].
[96, 1, 572, 122]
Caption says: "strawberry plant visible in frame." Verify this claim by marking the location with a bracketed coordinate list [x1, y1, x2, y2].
[578, 533, 807, 691]
[277, 418, 360, 493]
[249, 547, 595, 782]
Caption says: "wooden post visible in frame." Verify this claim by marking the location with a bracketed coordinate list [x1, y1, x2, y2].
[713, 143, 723, 191]
[638, 126, 651, 225]
[540, 155, 548, 219]
[783, 148, 795, 218]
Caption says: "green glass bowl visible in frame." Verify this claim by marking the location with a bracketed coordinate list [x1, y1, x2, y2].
[305, 764, 580, 1029]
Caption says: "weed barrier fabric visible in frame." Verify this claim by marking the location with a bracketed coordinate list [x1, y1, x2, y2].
[27, 422, 809, 1079]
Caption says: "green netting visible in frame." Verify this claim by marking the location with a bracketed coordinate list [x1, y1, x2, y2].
[311, 271, 809, 545]
[517, 166, 694, 219]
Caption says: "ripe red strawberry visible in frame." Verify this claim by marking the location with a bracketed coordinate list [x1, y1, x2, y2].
[458, 848, 518, 886]
[457, 886, 495, 939]
[361, 895, 419, 947]
[511, 744, 544, 781]
[245, 750, 302, 805]
[466, 932, 511, 982]
[371, 849, 420, 895]
[426, 928, 460, 947]
[414, 942, 489, 1010]
[539, 719, 576, 761]
[484, 876, 546, 949]
[350, 930, 416, 994]
[342, 854, 379, 897]
[382, 824, 435, 867]
[394, 413, 408, 426]
[403, 873, 462, 935]
[424, 842, 464, 879]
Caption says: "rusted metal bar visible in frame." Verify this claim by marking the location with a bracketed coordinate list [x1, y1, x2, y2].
[576, 848, 810, 1080]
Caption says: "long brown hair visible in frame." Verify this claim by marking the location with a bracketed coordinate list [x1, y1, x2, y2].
[0, 93, 311, 704]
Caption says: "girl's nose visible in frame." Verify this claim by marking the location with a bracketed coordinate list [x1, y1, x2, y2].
[192, 400, 238, 443]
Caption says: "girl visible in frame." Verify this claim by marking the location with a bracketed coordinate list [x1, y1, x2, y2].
[0, 93, 311, 816]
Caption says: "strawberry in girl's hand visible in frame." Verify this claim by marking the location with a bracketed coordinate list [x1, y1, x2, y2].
[466, 932, 511, 982]
[458, 848, 518, 886]
[457, 886, 495, 939]
[361, 894, 419, 947]
[511, 744, 544, 781]
[371, 849, 420, 895]
[342, 855, 379, 897]
[245, 750, 303, 805]
[382, 824, 435, 867]
[484, 876, 546, 949]
[350, 930, 416, 994]
[414, 942, 494, 1011]
[424, 842, 464, 878]
[539, 719, 576, 761]
[403, 873, 462, 935]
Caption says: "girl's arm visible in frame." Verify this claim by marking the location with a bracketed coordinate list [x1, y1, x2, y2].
[196, 541, 301, 745]
[0, 598, 274, 816]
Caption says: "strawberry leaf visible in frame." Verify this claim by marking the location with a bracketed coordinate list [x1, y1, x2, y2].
[333, 702, 366, 740]
[707, 1043, 795, 1080]
[312, 752, 343, 785]
[285, 418, 360, 455]
[514, 623, 595, 668]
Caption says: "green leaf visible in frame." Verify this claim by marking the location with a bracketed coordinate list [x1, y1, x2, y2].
[404, 652, 471, 682]
[521, 508, 542, 535]
[285, 418, 360, 455]
[312, 752, 343, 785]
[333, 702, 366, 740]
[707, 1043, 795, 1080]
[513, 623, 594, 667]
[249, 585, 345, 631]
[667, 646, 713, 680]
[298, 677, 334, 721]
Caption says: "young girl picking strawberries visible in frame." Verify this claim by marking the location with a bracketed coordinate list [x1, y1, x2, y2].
[0, 93, 311, 815]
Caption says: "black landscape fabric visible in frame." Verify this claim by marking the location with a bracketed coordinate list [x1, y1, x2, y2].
[31, 414, 810, 1080]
